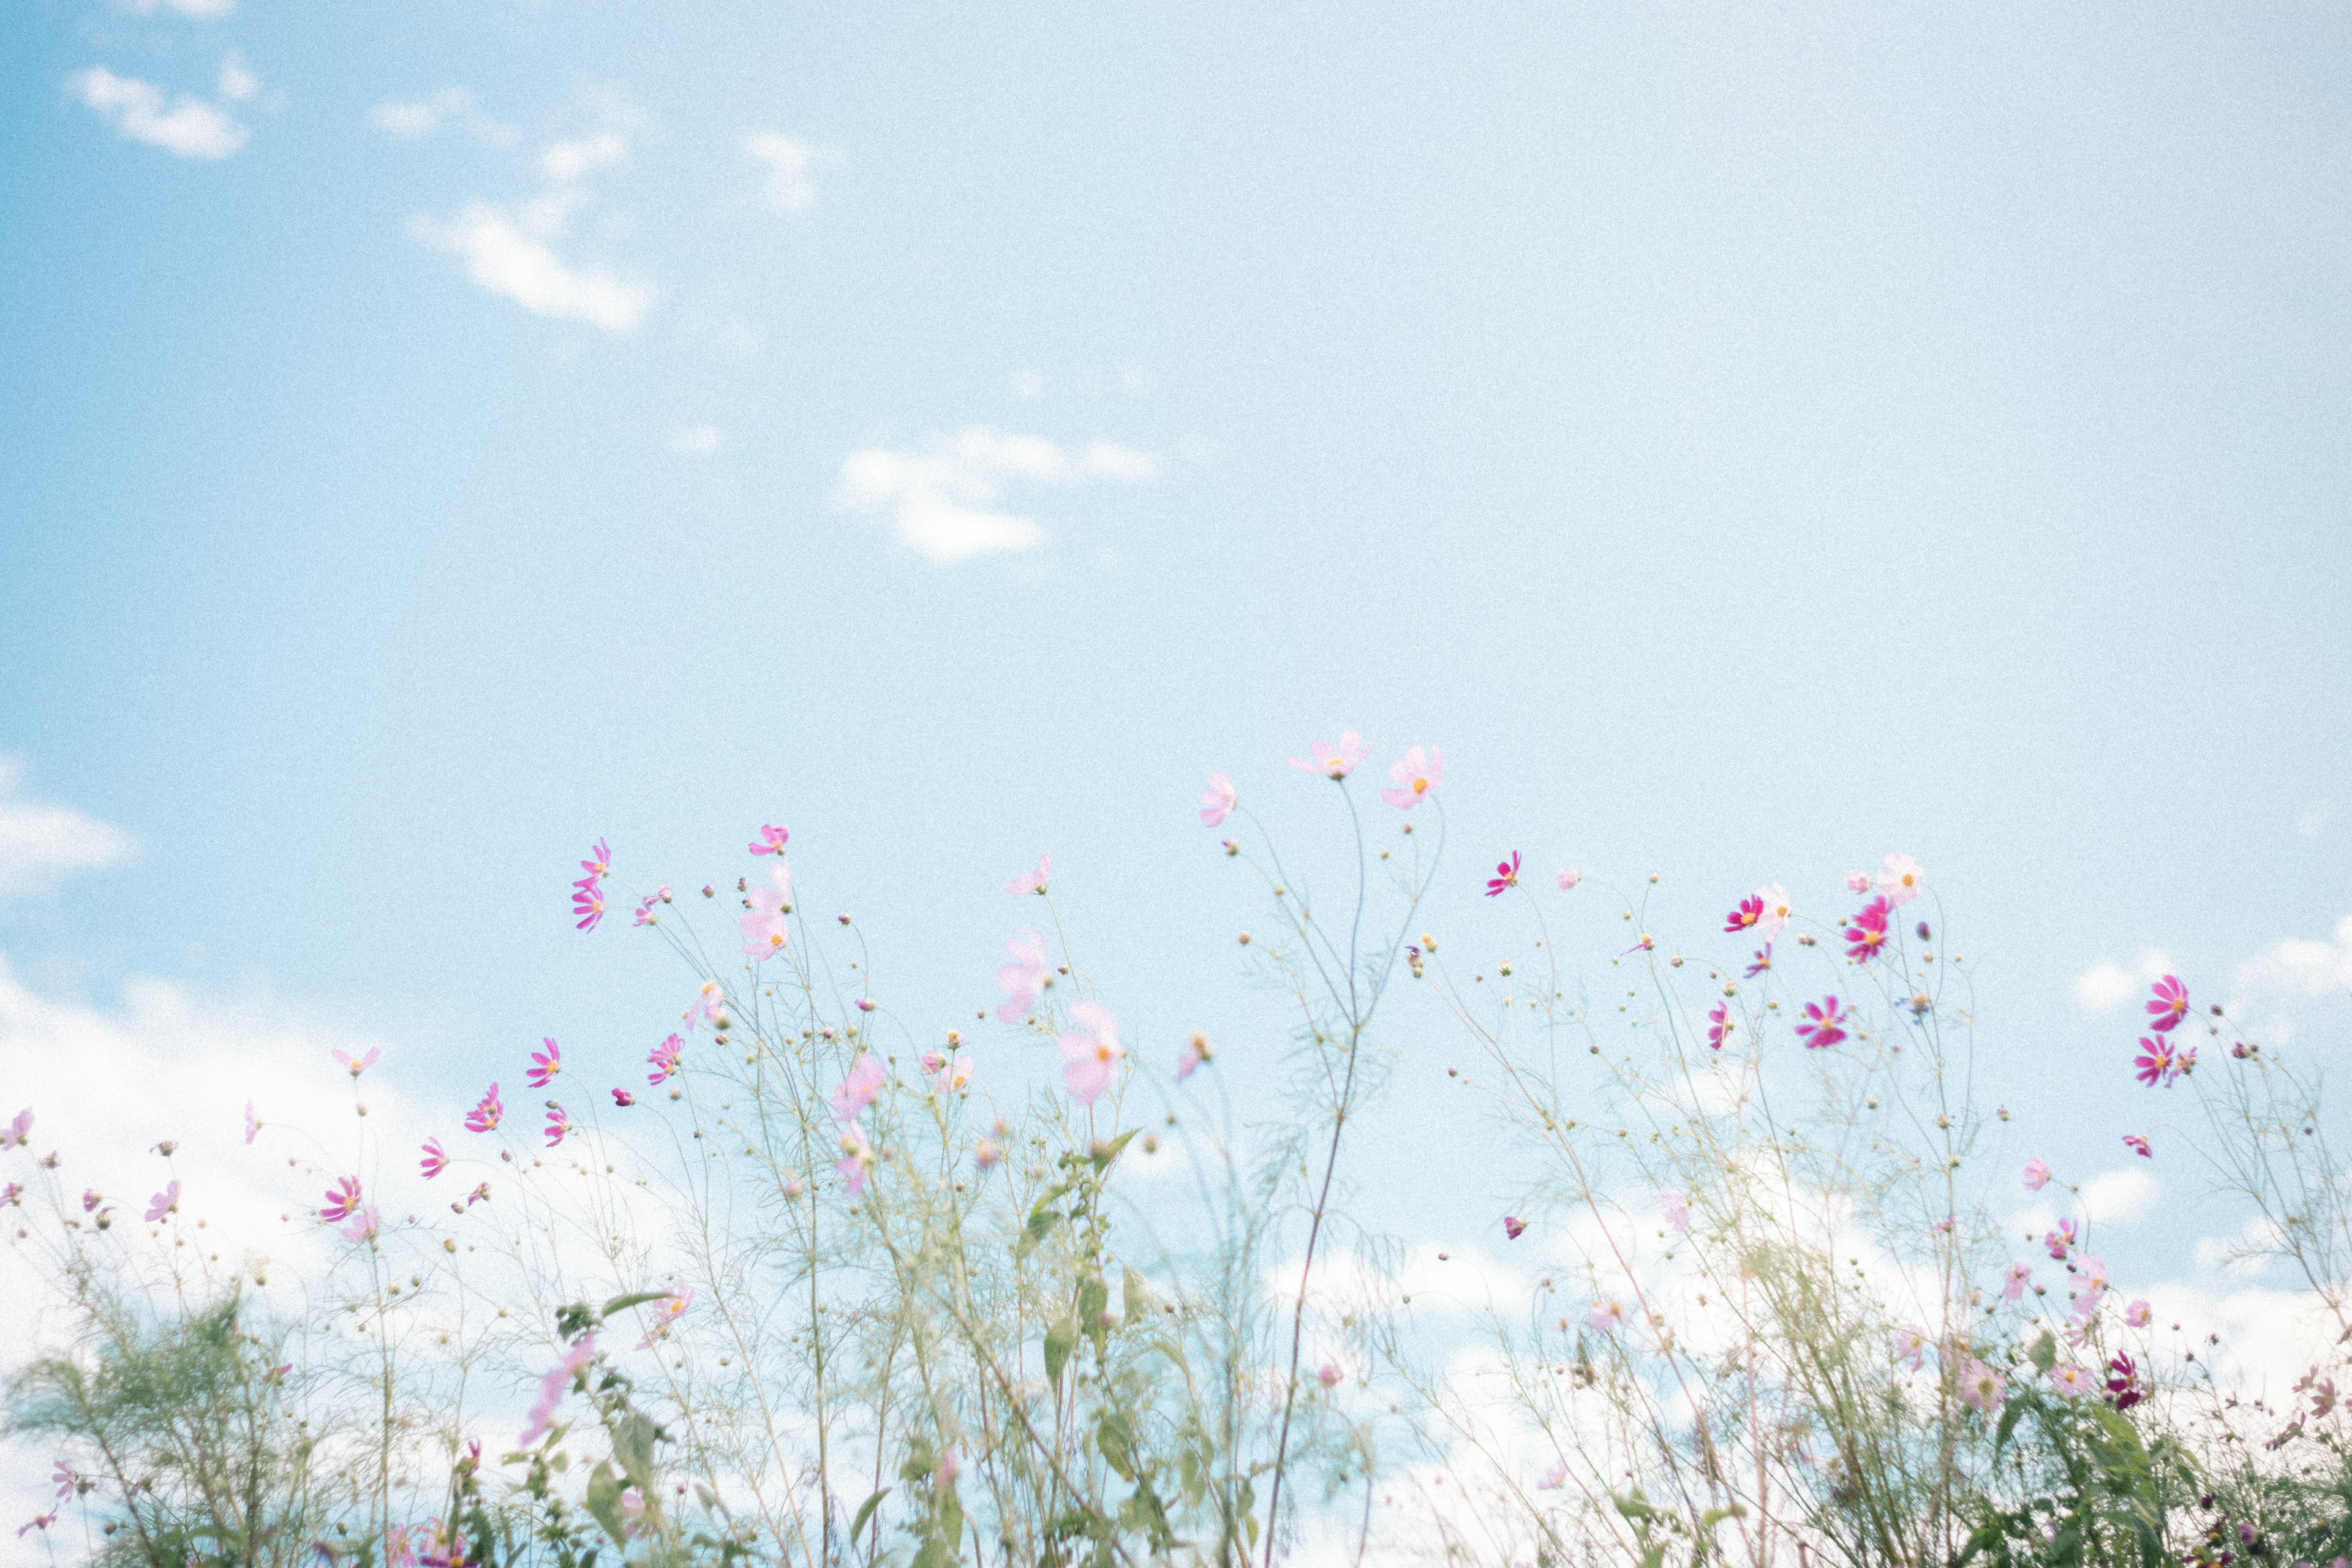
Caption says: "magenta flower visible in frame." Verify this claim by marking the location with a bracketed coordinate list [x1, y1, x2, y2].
[1006, 853, 1052, 896]
[319, 1176, 363, 1224]
[2133, 1036, 2177, 1088]
[1659, 1190, 1690, 1232]
[1706, 1003, 1733, 1051]
[1876, 854, 1923, 907]
[526, 1038, 562, 1088]
[1058, 1002, 1123, 1106]
[2123, 1133, 2151, 1158]
[1503, 1215, 1527, 1241]
[2003, 1262, 2032, 1300]
[1557, 868, 1579, 891]
[579, 839, 611, 879]
[1756, 884, 1792, 940]
[2146, 974, 2189, 1033]
[1484, 851, 1521, 897]
[647, 1033, 682, 1084]
[1958, 1359, 2005, 1415]
[1844, 870, 1872, 894]
[571, 878, 605, 932]
[340, 1205, 382, 1243]
[466, 1082, 503, 1133]
[465, 1182, 491, 1208]
[144, 1181, 179, 1223]
[996, 929, 1052, 1022]
[2023, 1156, 2051, 1191]
[1379, 745, 1443, 809]
[420, 1138, 448, 1179]
[611, 1087, 636, 1106]
[243, 1102, 259, 1145]
[835, 1122, 874, 1194]
[1794, 996, 1849, 1049]
[519, 1335, 598, 1447]
[1288, 731, 1368, 780]
[1199, 772, 1236, 826]
[331, 1047, 380, 1078]
[545, 1106, 570, 1147]
[1844, 896, 1891, 963]
[1744, 944, 1773, 978]
[2044, 1218, 2075, 1260]
[749, 823, 789, 856]
[3, 1108, 31, 1148]
[81, 1188, 100, 1213]
[0, 1182, 18, 1207]
[1724, 895, 1765, 935]
[831, 1055, 888, 1123]
[1317, 1361, 1343, 1389]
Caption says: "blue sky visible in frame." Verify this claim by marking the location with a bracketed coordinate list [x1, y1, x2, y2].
[4, 0, 2351, 1294]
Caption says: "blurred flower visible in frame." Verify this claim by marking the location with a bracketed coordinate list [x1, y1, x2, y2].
[922, 1050, 974, 1093]
[1504, 1216, 1527, 1240]
[1844, 896, 1891, 963]
[1586, 1298, 1626, 1333]
[1795, 996, 1849, 1049]
[1059, 1003, 1124, 1105]
[2123, 1133, 2151, 1158]
[935, 1449, 961, 1489]
[1844, 870, 1872, 894]
[50, 1463, 75, 1501]
[2004, 1263, 2032, 1300]
[519, 1335, 597, 1446]
[1537, 1461, 1567, 1491]
[1178, 1033, 1212, 1080]
[1706, 1003, 1732, 1051]
[1485, 851, 1521, 897]
[647, 1034, 683, 1084]
[1379, 745, 1442, 810]
[332, 1047, 380, 1078]
[835, 1123, 874, 1195]
[81, 1189, 100, 1213]
[633, 895, 659, 927]
[997, 929, 1052, 1022]
[2125, 1299, 2152, 1328]
[144, 1181, 179, 1223]
[742, 866, 792, 960]
[527, 1039, 562, 1088]
[974, 1137, 1003, 1172]
[1877, 854, 1923, 907]
[243, 1102, 260, 1145]
[420, 1139, 448, 1179]
[749, 824, 789, 856]
[2146, 974, 2190, 1033]
[1317, 1361, 1343, 1389]
[1744, 944, 1773, 978]
[466, 1083, 503, 1133]
[2024, 1157, 2051, 1191]
[2045, 1219, 2076, 1260]
[1199, 772, 1237, 826]
[636, 1289, 693, 1350]
[1556, 868, 1579, 891]
[340, 1205, 382, 1243]
[685, 981, 725, 1030]
[2048, 1362, 2096, 1398]
[832, 1055, 888, 1122]
[319, 1177, 363, 1224]
[1958, 1359, 2005, 1415]
[1894, 1327, 1927, 1371]
[1757, 884, 1793, 940]
[2107, 1351, 2144, 1410]
[1288, 731, 1368, 780]
[1006, 853, 1052, 895]
[1659, 1190, 1689, 1232]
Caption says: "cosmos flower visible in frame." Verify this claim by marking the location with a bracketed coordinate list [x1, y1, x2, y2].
[2047, 1362, 2097, 1398]
[611, 1088, 636, 1107]
[1894, 1327, 1927, 1371]
[319, 1177, 363, 1224]
[1706, 1003, 1733, 1050]
[996, 929, 1052, 1022]
[1288, 731, 1368, 780]
[1485, 851, 1521, 897]
[1877, 854, 1923, 907]
[2133, 1037, 2178, 1088]
[636, 1289, 694, 1351]
[579, 839, 611, 880]
[2145, 974, 2190, 1033]
[2123, 1133, 2151, 1158]
[1504, 1216, 1527, 1240]
[1058, 1003, 1123, 1105]
[527, 1038, 562, 1088]
[831, 1055, 888, 1123]
[420, 1139, 448, 1179]
[2045, 1219, 2076, 1260]
[1199, 772, 1236, 826]
[332, 1047, 380, 1078]
[1317, 1362, 1343, 1389]
[341, 1205, 382, 1244]
[922, 1050, 974, 1093]
[1958, 1359, 2005, 1415]
[2070, 1284, 2107, 1322]
[1379, 746, 1442, 810]
[81, 1189, 100, 1213]
[647, 1034, 683, 1084]
[633, 895, 659, 927]
[1659, 1191, 1690, 1232]
[749, 824, 789, 856]
[1756, 884, 1793, 940]
[519, 1335, 598, 1447]
[50, 1463, 75, 1501]
[1557, 869, 1579, 891]
[2024, 1157, 2051, 1191]
[544, 1106, 570, 1147]
[1844, 871, 1872, 894]
[2, 1109, 32, 1150]
[742, 865, 792, 960]
[1724, 895, 1765, 935]
[1178, 1033, 1212, 1080]
[685, 981, 725, 1031]
[1586, 1298, 1626, 1333]
[1537, 1461, 1567, 1492]
[1844, 897, 1892, 963]
[2004, 1263, 2032, 1300]
[144, 1182, 179, 1223]
[1006, 854, 1052, 896]
[1794, 996, 1849, 1049]
[1744, 945, 1773, 978]
[0, 1182, 18, 1207]
[974, 1137, 1003, 1172]
[571, 879, 605, 932]
[243, 1102, 260, 1145]
[2106, 1351, 2144, 1410]
[466, 1083, 503, 1133]
[2125, 1300, 2152, 1328]
[835, 1123, 874, 1196]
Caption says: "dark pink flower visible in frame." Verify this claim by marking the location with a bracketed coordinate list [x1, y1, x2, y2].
[465, 1182, 490, 1208]
[1706, 1003, 1732, 1051]
[571, 879, 605, 932]
[2044, 1218, 2075, 1260]
[1844, 897, 1891, 963]
[2123, 1134, 2151, 1158]
[1503, 1216, 1527, 1240]
[631, 895, 658, 927]
[1, 1183, 20, 1207]
[1484, 851, 1520, 897]
[526, 1038, 562, 1088]
[2146, 974, 2188, 1033]
[319, 1176, 363, 1224]
[420, 1138, 448, 1179]
[1725, 895, 1765, 935]
[1379, 746, 1442, 810]
[1795, 996, 1849, 1049]
[749, 824, 789, 856]
[2133, 1036, 2176, 1088]
[466, 1083, 503, 1133]
[611, 1087, 636, 1107]
[647, 1034, 682, 1084]
[579, 839, 611, 878]
[80, 1188, 101, 1213]
[144, 1181, 179, 1223]
[545, 1106, 570, 1147]
[1744, 944, 1773, 978]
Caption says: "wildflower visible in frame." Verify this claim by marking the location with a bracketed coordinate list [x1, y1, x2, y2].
[835, 1123, 874, 1195]
[50, 1463, 75, 1501]
[464, 1182, 490, 1208]
[466, 1083, 503, 1133]
[331, 1047, 380, 1078]
[2004, 1263, 2032, 1300]
[1537, 1461, 1567, 1492]
[519, 1335, 598, 1446]
[1504, 1215, 1527, 1240]
[1706, 1003, 1733, 1050]
[2024, 1156, 2051, 1191]
[632, 894, 658, 926]
[1894, 1327, 1928, 1371]
[319, 1177, 363, 1224]
[1844, 870, 1872, 894]
[1006, 853, 1052, 895]
[1877, 854, 1923, 907]
[2048, 1362, 2097, 1398]
[527, 1038, 562, 1088]
[340, 1205, 382, 1243]
[2045, 1218, 2075, 1260]
[647, 1034, 682, 1084]
[974, 1137, 1003, 1172]
[1659, 1190, 1689, 1232]
[385, 1524, 418, 1568]
[1844, 896, 1892, 963]
[571, 878, 605, 932]
[1380, 745, 1442, 809]
[935, 1450, 962, 1490]
[2123, 1133, 2151, 1158]
[2106, 1351, 2144, 1410]
[1744, 945, 1773, 978]
[2146, 974, 2190, 1033]
[1757, 884, 1793, 940]
[1557, 869, 1579, 891]
[685, 981, 725, 1030]
[1317, 1361, 1343, 1389]
[922, 1050, 974, 1093]
[144, 1181, 179, 1223]
[2070, 1284, 2107, 1321]
[749, 823, 789, 855]
[0, 1182, 18, 1205]
[580, 838, 611, 879]
[742, 865, 792, 960]
[2133, 1036, 2178, 1088]
[1795, 996, 1849, 1049]
[1958, 1359, 2006, 1415]
[831, 1055, 888, 1122]
[1725, 895, 1765, 934]
[2125, 1300, 2151, 1328]
[420, 1139, 448, 1178]
[1058, 1003, 1123, 1106]
[996, 929, 1052, 1022]
[2176, 1046, 2198, 1078]
[636, 1289, 693, 1350]
[2079, 1254, 2109, 1291]
[1586, 1298, 1626, 1333]
[1178, 1032, 1212, 1079]
[1288, 731, 1368, 780]
[611, 1087, 636, 1106]
[81, 1188, 101, 1213]
[1199, 772, 1237, 826]
[17, 1513, 56, 1539]
[545, 1106, 570, 1147]
[1485, 851, 1521, 897]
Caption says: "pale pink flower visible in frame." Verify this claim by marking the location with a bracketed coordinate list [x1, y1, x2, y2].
[1958, 1359, 2005, 1415]
[1894, 1327, 1927, 1371]
[1756, 883, 1793, 940]
[1658, 1190, 1689, 1232]
[2070, 1284, 2106, 1322]
[1006, 853, 1052, 896]
[420, 1138, 448, 1179]
[1844, 870, 1872, 894]
[1537, 1461, 1567, 1492]
[0, 1182, 19, 1207]
[2046, 1362, 2097, 1398]
[1586, 1298, 1627, 1333]
[2125, 1300, 2151, 1328]
[1058, 1002, 1123, 1106]
[2023, 1156, 2051, 1191]
[1316, 1361, 1343, 1389]
[2003, 1263, 2032, 1301]
[319, 1176, 363, 1224]
[243, 1102, 259, 1145]
[996, 929, 1052, 1022]
[519, 1335, 598, 1446]
[1379, 746, 1442, 810]
[2045, 1219, 2075, 1260]
[749, 824, 789, 856]
[526, 1038, 562, 1088]
[50, 1462, 75, 1501]
[1199, 773, 1236, 826]
[831, 1055, 887, 1122]
[2078, 1254, 2109, 1291]
[685, 981, 725, 1030]
[1556, 869, 1579, 891]
[1178, 1033, 1212, 1080]
[144, 1181, 179, 1223]
[2, 1109, 32, 1150]
[742, 865, 792, 960]
[1287, 731, 1368, 780]
[935, 1449, 961, 1489]
[331, 1047, 380, 1078]
[339, 1205, 382, 1243]
[1877, 854, 1923, 907]
[921, 1050, 974, 1093]
[835, 1123, 874, 1195]
[636, 1289, 694, 1350]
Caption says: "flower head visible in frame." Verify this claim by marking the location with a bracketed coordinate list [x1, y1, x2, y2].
[544, 1106, 570, 1147]
[2048, 1362, 2096, 1398]
[332, 1047, 380, 1078]
[685, 981, 725, 1030]
[1958, 1359, 2006, 1415]
[1379, 745, 1442, 810]
[1844, 870, 1872, 894]
[974, 1137, 1003, 1172]
[835, 1122, 874, 1195]
[647, 1034, 682, 1084]
[579, 839, 611, 879]
[1503, 1215, 1527, 1240]
[611, 1087, 636, 1107]
[1485, 851, 1521, 897]
[1658, 1190, 1690, 1232]
[632, 895, 659, 927]
[1894, 1327, 1928, 1371]
[526, 1038, 562, 1088]
[519, 1335, 598, 1447]
[2106, 1351, 2143, 1409]
[2004, 1262, 2032, 1300]
[921, 1050, 974, 1093]
[319, 1176, 363, 1224]
[749, 824, 789, 856]
[571, 878, 605, 932]
[243, 1102, 259, 1145]
[1877, 854, 1923, 907]
[1706, 1003, 1733, 1050]
[466, 1083, 503, 1133]
[1586, 1298, 1626, 1333]
[636, 1289, 694, 1350]
[340, 1205, 382, 1244]
[420, 1139, 448, 1179]
[4, 1109, 36, 1150]
[1199, 772, 1236, 827]
[831, 1055, 888, 1123]
[1844, 896, 1892, 963]
[1288, 731, 1368, 780]
[2133, 1036, 2180, 1088]
[1557, 868, 1579, 891]
[1317, 1360, 1343, 1389]
[1744, 944, 1773, 978]
[1795, 996, 1849, 1049]
[742, 865, 792, 960]
[1756, 884, 1793, 940]
[1058, 1003, 1123, 1105]
[144, 1181, 179, 1223]
[1006, 853, 1052, 896]
[1178, 1032, 1212, 1080]
[50, 1462, 75, 1501]
[1537, 1461, 1567, 1492]
[2024, 1156, 2051, 1191]
[2123, 1133, 2151, 1158]
[2045, 1218, 2076, 1260]
[996, 929, 1052, 1022]
[2146, 974, 2189, 1033]
[1725, 895, 1765, 934]
[2125, 1299, 2151, 1328]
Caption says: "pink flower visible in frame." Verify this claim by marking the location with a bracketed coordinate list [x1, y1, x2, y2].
[1058, 1002, 1123, 1106]
[1586, 1298, 1626, 1333]
[1177, 1033, 1212, 1080]
[835, 1122, 874, 1194]
[420, 1139, 448, 1179]
[1316, 1361, 1343, 1389]
[144, 1181, 179, 1223]
[1484, 851, 1521, 897]
[1199, 772, 1236, 826]
[465, 1182, 490, 1208]
[51, 1462, 75, 1501]
[1556, 869, 1579, 891]
[519, 1335, 598, 1446]
[1537, 1461, 1567, 1491]
[2047, 1362, 2096, 1398]
[319, 1176, 363, 1224]
[974, 1137, 1003, 1171]
[1503, 1215, 1527, 1240]
[544, 1106, 570, 1147]
[647, 1034, 682, 1084]
[636, 1289, 693, 1349]
[1844, 870, 1872, 894]
[2122, 1133, 2151, 1158]
[1724, 895, 1765, 935]
[935, 1449, 961, 1489]
[922, 1050, 973, 1093]
[831, 1055, 888, 1123]
[2070, 1284, 2107, 1322]
[2079, 1254, 2108, 1290]
[1658, 1190, 1689, 1232]
[1744, 944, 1773, 978]
[2023, 1156, 2051, 1191]
[0, 1182, 16, 1207]
[1844, 896, 1892, 963]
[1379, 746, 1442, 810]
[1794, 996, 1849, 1049]
[996, 929, 1052, 1022]
[1876, 854, 1923, 907]
[1706, 1003, 1733, 1050]
[1288, 731, 1368, 780]
[632, 895, 658, 927]
[2004, 1262, 2032, 1300]
[579, 839, 612, 879]
[2125, 1299, 2152, 1328]
[17, 1512, 57, 1538]
[685, 981, 725, 1030]
[1006, 853, 1052, 896]
[1756, 884, 1793, 940]
[2044, 1218, 2075, 1260]
[81, 1188, 100, 1213]
[749, 824, 789, 856]
[2133, 1036, 2178, 1088]
[466, 1083, 503, 1133]
[2146, 974, 2189, 1033]
[1958, 1359, 2005, 1415]
[340, 1205, 382, 1244]
[1894, 1327, 1928, 1371]
[527, 1038, 562, 1088]
[571, 878, 605, 932]
[243, 1101, 259, 1145]
[611, 1087, 636, 1107]
[2, 1109, 32, 1150]
[742, 865, 792, 960]
[332, 1047, 381, 1078]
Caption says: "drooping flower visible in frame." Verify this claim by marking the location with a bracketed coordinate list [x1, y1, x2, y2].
[341, 1205, 382, 1244]
[544, 1106, 570, 1147]
[1058, 1003, 1124, 1106]
[1744, 944, 1773, 978]
[2106, 1351, 2144, 1410]
[2023, 1156, 2051, 1191]
[1844, 870, 1872, 894]
[2004, 1263, 2032, 1300]
[742, 865, 792, 960]
[144, 1181, 179, 1223]
[647, 1034, 682, 1084]
[579, 839, 611, 879]
[2133, 1036, 2179, 1088]
[319, 1176, 363, 1224]
[1199, 772, 1237, 826]
[685, 981, 725, 1030]
[1894, 1327, 1928, 1371]
[17, 1512, 57, 1538]
[420, 1139, 448, 1179]
[527, 1038, 562, 1088]
[995, 929, 1052, 1022]
[2045, 1218, 2076, 1260]
[835, 1122, 874, 1195]
[466, 1083, 503, 1133]
[1537, 1461, 1567, 1492]
[1756, 884, 1793, 940]
[1288, 731, 1368, 780]
[2125, 1299, 2152, 1328]
[519, 1334, 598, 1446]
[1178, 1032, 1212, 1080]
[611, 1087, 636, 1107]
[1504, 1215, 1527, 1241]
[1556, 868, 1579, 891]
[1006, 853, 1052, 896]
[1877, 854, 1923, 907]
[1379, 746, 1442, 810]
[1658, 1190, 1690, 1232]
[571, 878, 605, 932]
[1794, 996, 1849, 1049]
[1317, 1361, 1343, 1389]
[633, 895, 659, 927]
[2146, 974, 2190, 1033]
[749, 824, 790, 856]
[1485, 851, 1521, 897]
[464, 1182, 491, 1208]
[1958, 1359, 2006, 1415]
[331, 1047, 381, 1078]
[243, 1102, 260, 1145]
[2047, 1362, 2097, 1398]
[831, 1055, 888, 1123]
[2123, 1133, 2151, 1158]
[1844, 896, 1892, 963]
[81, 1188, 100, 1213]
[50, 1462, 75, 1501]
[1706, 1003, 1733, 1050]
[921, 1050, 974, 1093]
[1586, 1298, 1626, 1333]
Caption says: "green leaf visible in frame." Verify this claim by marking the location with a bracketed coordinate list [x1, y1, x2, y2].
[1078, 1276, 1109, 1334]
[584, 1460, 627, 1545]
[1097, 1412, 1137, 1480]
[612, 1412, 658, 1489]
[1122, 1267, 1153, 1325]
[1045, 1317, 1077, 1385]
[1090, 1128, 1140, 1172]
[2028, 1331, 2057, 1373]
[850, 1487, 891, 1544]
[1019, 1194, 1066, 1257]
[1994, 1400, 2024, 1458]
[599, 1291, 673, 1321]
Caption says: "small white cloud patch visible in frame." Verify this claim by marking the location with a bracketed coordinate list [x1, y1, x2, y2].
[2236, 916, 2352, 998]
[216, 51, 257, 104]
[2073, 951, 2173, 1014]
[0, 758, 137, 898]
[744, 132, 842, 214]
[2299, 801, 2335, 839]
[409, 203, 654, 333]
[2078, 1167, 2159, 1225]
[831, 427, 1163, 565]
[667, 426, 722, 456]
[67, 66, 247, 160]
[368, 88, 520, 148]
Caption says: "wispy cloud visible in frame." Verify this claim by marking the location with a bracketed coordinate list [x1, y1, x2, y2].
[744, 132, 842, 214]
[216, 51, 257, 104]
[66, 66, 247, 160]
[2236, 916, 2352, 999]
[832, 427, 1163, 565]
[541, 132, 627, 183]
[0, 759, 135, 899]
[368, 86, 519, 149]
[2073, 951, 2173, 1014]
[667, 425, 721, 456]
[2299, 801, 2335, 840]
[116, 0, 233, 17]
[409, 203, 654, 333]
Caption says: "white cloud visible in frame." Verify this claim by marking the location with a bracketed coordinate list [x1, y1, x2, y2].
[2073, 951, 2173, 1014]
[368, 87, 519, 148]
[216, 51, 257, 103]
[541, 131, 627, 183]
[0, 758, 136, 898]
[66, 66, 247, 160]
[2236, 916, 2352, 998]
[2192, 1216, 2288, 1280]
[667, 425, 721, 456]
[2079, 1166, 2160, 1225]
[116, 0, 233, 17]
[409, 202, 654, 333]
[2299, 801, 2335, 839]
[831, 426, 1164, 565]
[1008, 370, 1046, 399]
[744, 132, 842, 214]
